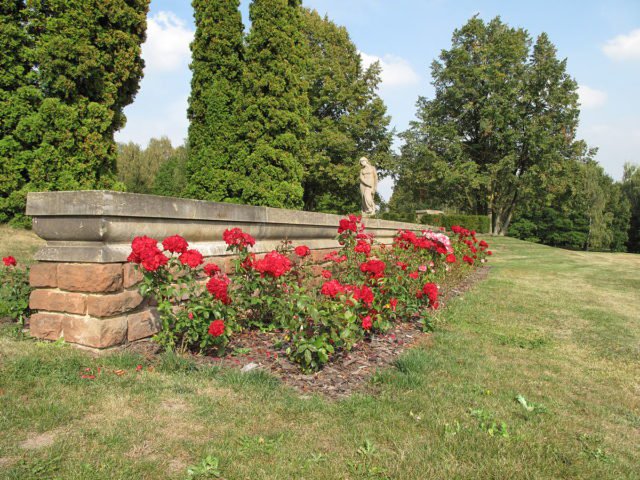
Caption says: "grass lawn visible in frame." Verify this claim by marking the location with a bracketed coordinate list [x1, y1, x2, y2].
[0, 234, 638, 479]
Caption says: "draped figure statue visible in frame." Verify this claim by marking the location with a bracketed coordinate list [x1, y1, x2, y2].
[359, 157, 378, 216]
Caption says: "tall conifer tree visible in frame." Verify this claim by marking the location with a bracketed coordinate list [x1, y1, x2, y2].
[185, 0, 244, 201]
[0, 0, 40, 224]
[231, 0, 310, 209]
[0, 0, 149, 224]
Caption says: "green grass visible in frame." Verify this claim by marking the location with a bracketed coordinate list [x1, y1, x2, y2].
[1, 237, 639, 479]
[0, 225, 43, 265]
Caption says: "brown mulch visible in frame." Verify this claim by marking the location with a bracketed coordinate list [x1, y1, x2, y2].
[196, 266, 491, 399]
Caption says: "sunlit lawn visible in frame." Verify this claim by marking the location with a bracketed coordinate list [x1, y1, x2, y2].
[0, 233, 638, 479]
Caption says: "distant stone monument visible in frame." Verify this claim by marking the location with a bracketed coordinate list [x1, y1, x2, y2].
[359, 157, 378, 216]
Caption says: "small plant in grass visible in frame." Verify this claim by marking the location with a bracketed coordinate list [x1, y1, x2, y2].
[470, 409, 510, 437]
[0, 256, 31, 324]
[186, 455, 221, 479]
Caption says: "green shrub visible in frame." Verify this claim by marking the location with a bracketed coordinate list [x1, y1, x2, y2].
[0, 260, 31, 322]
[421, 213, 490, 233]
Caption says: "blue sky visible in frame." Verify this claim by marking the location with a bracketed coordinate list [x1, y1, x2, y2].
[116, 0, 640, 200]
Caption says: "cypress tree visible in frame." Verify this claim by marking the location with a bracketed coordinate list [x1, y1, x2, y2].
[0, 0, 40, 224]
[0, 0, 149, 224]
[185, 0, 244, 202]
[231, 0, 310, 209]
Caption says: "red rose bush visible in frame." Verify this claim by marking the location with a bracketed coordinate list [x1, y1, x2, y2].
[128, 219, 490, 372]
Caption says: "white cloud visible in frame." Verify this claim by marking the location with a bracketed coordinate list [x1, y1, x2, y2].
[143, 12, 194, 73]
[359, 52, 421, 88]
[578, 85, 608, 109]
[602, 28, 640, 61]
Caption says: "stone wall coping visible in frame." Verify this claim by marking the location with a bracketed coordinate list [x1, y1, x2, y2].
[26, 190, 422, 230]
[26, 191, 431, 263]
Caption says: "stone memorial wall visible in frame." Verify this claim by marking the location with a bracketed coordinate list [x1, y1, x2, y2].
[26, 191, 426, 349]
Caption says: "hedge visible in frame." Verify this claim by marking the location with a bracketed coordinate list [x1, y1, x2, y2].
[421, 214, 490, 233]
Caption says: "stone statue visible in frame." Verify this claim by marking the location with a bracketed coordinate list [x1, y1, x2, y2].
[359, 157, 378, 216]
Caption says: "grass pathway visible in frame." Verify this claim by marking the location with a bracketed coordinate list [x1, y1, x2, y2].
[0, 234, 638, 479]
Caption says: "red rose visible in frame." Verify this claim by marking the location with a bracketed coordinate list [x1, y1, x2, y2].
[321, 270, 332, 279]
[479, 240, 489, 249]
[463, 255, 474, 265]
[223, 228, 256, 249]
[294, 245, 311, 257]
[390, 298, 398, 312]
[142, 252, 168, 272]
[203, 263, 221, 276]
[128, 236, 160, 264]
[208, 319, 225, 337]
[422, 282, 438, 306]
[207, 276, 231, 304]
[361, 316, 373, 330]
[338, 217, 358, 234]
[346, 284, 374, 306]
[188, 312, 194, 320]
[396, 261, 408, 270]
[162, 235, 188, 254]
[359, 259, 386, 278]
[446, 254, 457, 263]
[487, 250, 493, 256]
[2, 256, 17, 267]
[254, 251, 292, 278]
[354, 241, 371, 255]
[408, 271, 419, 279]
[320, 279, 345, 298]
[179, 249, 204, 268]
[241, 252, 256, 270]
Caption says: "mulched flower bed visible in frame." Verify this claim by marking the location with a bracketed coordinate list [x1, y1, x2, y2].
[196, 265, 491, 399]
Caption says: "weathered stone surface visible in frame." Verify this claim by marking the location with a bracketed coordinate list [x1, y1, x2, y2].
[86, 290, 143, 318]
[309, 248, 335, 263]
[29, 289, 86, 315]
[27, 191, 428, 263]
[62, 315, 127, 348]
[127, 309, 161, 342]
[122, 263, 143, 288]
[29, 263, 58, 288]
[57, 263, 123, 292]
[30, 312, 65, 340]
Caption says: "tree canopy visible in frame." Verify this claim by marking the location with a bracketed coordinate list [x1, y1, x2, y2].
[394, 17, 581, 235]
[300, 9, 393, 213]
[0, 0, 150, 225]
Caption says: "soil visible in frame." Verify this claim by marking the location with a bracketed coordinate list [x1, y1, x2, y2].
[197, 266, 491, 399]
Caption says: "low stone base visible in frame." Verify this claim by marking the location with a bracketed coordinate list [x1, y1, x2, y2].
[29, 261, 156, 348]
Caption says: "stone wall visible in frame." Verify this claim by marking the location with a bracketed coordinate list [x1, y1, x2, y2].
[26, 190, 427, 349]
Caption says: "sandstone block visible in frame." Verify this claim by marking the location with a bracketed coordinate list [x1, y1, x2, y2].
[123, 263, 144, 288]
[309, 248, 334, 263]
[86, 290, 144, 318]
[58, 263, 123, 293]
[127, 309, 161, 342]
[30, 312, 65, 340]
[29, 289, 86, 315]
[62, 315, 127, 348]
[29, 263, 58, 288]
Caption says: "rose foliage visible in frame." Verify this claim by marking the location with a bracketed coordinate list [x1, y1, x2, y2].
[128, 218, 490, 372]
